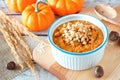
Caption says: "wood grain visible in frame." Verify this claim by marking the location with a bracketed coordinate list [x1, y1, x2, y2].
[33, 6, 120, 80]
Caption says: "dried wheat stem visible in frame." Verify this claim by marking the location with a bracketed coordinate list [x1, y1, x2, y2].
[12, 18, 48, 46]
[7, 23, 36, 77]
[0, 23, 38, 80]
[0, 10, 47, 46]
[15, 40, 38, 80]
[7, 22, 32, 59]
[0, 27, 24, 69]
[0, 10, 39, 80]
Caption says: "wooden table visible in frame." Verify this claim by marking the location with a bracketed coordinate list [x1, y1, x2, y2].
[0, 0, 120, 80]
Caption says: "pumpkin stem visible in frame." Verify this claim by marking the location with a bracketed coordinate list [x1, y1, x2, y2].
[35, 0, 47, 12]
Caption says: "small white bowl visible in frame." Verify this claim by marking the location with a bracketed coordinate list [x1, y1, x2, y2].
[48, 14, 108, 70]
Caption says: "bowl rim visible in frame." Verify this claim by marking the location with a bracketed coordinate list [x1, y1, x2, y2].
[48, 14, 108, 56]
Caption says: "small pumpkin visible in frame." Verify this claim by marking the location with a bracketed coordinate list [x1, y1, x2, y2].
[47, 0, 84, 16]
[6, 0, 36, 12]
[22, 1, 55, 31]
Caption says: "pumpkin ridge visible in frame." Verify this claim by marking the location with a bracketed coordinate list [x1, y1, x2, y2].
[45, 7, 55, 26]
[56, 0, 67, 16]
[37, 7, 55, 30]
[64, 0, 67, 15]
[7, 0, 19, 12]
[39, 9, 51, 28]
[55, 0, 60, 11]
[25, 11, 34, 26]
[72, 0, 84, 12]
[37, 4, 50, 29]
[39, 5, 47, 11]
[37, 13, 46, 31]
[15, 0, 19, 12]
[22, 5, 34, 27]
[26, 5, 35, 12]
[71, 0, 79, 11]
[17, 0, 22, 12]
[27, 12, 38, 31]
[6, 0, 36, 12]
[22, 2, 55, 31]
[48, 0, 84, 16]
[22, 11, 32, 28]
[66, 0, 78, 14]
[48, 0, 58, 14]
[38, 5, 53, 24]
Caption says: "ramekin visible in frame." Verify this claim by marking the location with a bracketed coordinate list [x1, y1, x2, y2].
[48, 14, 108, 70]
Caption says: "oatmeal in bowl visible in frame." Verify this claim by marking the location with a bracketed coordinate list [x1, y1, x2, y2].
[48, 14, 108, 70]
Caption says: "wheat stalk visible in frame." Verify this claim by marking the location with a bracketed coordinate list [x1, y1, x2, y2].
[0, 10, 40, 80]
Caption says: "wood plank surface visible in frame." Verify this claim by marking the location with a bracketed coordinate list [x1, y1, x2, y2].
[33, 6, 120, 80]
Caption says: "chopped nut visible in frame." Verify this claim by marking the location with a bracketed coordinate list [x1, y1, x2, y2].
[59, 29, 64, 34]
[94, 65, 104, 78]
[7, 61, 16, 70]
[54, 32, 60, 37]
[82, 41, 87, 45]
[78, 27, 83, 32]
[109, 31, 119, 41]
[82, 29, 86, 33]
[58, 21, 94, 46]
[62, 34, 65, 36]
[63, 24, 66, 27]
[81, 36, 85, 42]
[87, 32, 92, 36]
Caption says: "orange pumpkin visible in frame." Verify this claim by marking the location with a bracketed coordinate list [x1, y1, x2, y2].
[6, 0, 36, 12]
[22, 1, 55, 31]
[47, 0, 84, 16]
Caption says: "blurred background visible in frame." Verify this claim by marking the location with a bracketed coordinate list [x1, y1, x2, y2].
[39, 0, 120, 7]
